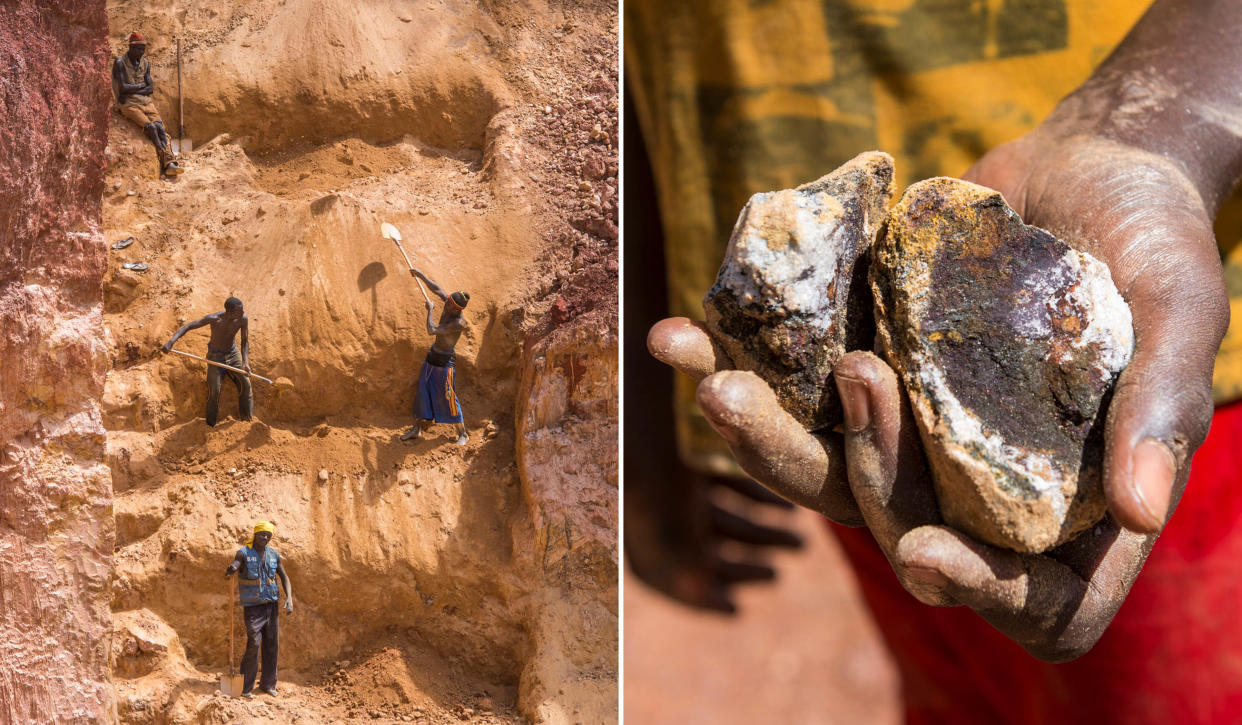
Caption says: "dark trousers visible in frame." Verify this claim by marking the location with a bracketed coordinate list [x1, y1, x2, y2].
[240, 601, 279, 691]
[206, 346, 253, 426]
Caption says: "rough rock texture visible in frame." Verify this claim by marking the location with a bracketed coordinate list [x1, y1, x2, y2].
[704, 152, 893, 430]
[0, 2, 115, 722]
[514, 236, 618, 724]
[873, 178, 1134, 553]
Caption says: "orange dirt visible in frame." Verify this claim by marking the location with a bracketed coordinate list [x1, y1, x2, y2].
[101, 0, 617, 722]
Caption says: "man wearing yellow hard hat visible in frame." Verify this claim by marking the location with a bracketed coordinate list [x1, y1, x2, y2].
[224, 520, 293, 698]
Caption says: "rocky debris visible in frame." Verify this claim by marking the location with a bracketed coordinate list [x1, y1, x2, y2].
[703, 151, 893, 430]
[0, 1, 114, 722]
[872, 177, 1134, 553]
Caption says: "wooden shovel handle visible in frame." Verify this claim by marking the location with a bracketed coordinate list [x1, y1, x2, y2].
[168, 348, 276, 385]
[228, 574, 236, 676]
[394, 238, 432, 305]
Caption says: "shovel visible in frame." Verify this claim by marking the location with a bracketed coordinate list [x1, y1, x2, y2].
[381, 222, 431, 305]
[167, 348, 294, 390]
[171, 37, 192, 155]
[220, 575, 244, 697]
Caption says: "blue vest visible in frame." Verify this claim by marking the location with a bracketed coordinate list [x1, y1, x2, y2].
[237, 545, 280, 606]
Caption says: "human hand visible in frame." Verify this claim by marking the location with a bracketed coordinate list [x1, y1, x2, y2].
[626, 465, 803, 613]
[409, 268, 418, 278]
[963, 128, 1228, 534]
[283, 597, 294, 615]
[160, 343, 171, 354]
[647, 318, 862, 525]
[224, 568, 235, 579]
[425, 300, 435, 312]
[832, 351, 1159, 661]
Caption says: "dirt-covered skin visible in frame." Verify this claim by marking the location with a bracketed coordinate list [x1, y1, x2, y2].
[102, 0, 617, 722]
[652, 0, 1239, 664]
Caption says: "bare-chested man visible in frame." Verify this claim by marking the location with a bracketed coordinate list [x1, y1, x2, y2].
[401, 268, 470, 445]
[161, 297, 253, 426]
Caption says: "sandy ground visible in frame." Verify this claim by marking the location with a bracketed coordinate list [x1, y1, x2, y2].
[623, 509, 901, 724]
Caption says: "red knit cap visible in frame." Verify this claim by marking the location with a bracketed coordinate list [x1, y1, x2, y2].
[128, 32, 146, 45]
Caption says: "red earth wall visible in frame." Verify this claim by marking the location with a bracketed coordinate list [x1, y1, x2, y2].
[0, 1, 114, 721]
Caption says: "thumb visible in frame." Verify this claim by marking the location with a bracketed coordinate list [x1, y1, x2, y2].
[1100, 236, 1228, 534]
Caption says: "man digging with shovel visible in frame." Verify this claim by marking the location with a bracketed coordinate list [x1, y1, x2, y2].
[161, 297, 254, 426]
[224, 521, 293, 698]
[112, 32, 182, 178]
[400, 267, 471, 446]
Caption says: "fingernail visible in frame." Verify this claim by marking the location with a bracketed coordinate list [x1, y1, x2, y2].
[836, 375, 871, 432]
[1132, 439, 1175, 530]
[698, 398, 741, 446]
[905, 566, 949, 589]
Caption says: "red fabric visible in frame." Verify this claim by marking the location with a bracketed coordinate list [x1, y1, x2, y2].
[127, 32, 145, 45]
[830, 400, 1242, 724]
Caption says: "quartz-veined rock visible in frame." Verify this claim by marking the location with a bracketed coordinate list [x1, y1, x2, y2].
[873, 177, 1134, 553]
[704, 151, 894, 430]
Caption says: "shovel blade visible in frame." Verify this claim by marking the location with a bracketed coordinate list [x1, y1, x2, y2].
[170, 139, 193, 154]
[381, 222, 402, 242]
[220, 673, 245, 697]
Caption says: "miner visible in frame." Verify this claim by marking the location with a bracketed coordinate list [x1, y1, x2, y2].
[111, 31, 182, 177]
[225, 521, 293, 698]
[161, 297, 254, 426]
[400, 267, 470, 445]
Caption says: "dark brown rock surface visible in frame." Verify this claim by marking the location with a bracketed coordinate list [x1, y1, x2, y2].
[0, 1, 114, 721]
[704, 151, 893, 431]
[873, 178, 1134, 553]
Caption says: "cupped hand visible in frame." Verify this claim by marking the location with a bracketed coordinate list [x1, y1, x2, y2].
[833, 351, 1158, 661]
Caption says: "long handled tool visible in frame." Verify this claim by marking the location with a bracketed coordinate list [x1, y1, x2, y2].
[220, 575, 244, 696]
[168, 348, 293, 389]
[381, 222, 431, 304]
[174, 37, 192, 154]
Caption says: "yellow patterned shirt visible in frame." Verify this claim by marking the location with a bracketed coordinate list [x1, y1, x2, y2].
[627, 0, 1242, 474]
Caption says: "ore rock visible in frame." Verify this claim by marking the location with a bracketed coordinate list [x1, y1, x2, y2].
[872, 177, 1134, 553]
[704, 151, 894, 430]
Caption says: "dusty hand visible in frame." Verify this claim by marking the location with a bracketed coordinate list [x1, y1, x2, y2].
[224, 568, 236, 579]
[160, 343, 171, 354]
[425, 300, 435, 312]
[283, 597, 294, 615]
[835, 351, 1164, 661]
[964, 129, 1228, 533]
[647, 318, 862, 525]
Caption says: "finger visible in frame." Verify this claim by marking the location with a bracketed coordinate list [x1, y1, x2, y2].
[716, 558, 776, 584]
[833, 351, 946, 604]
[833, 352, 939, 544]
[648, 317, 732, 383]
[667, 569, 737, 614]
[696, 370, 859, 524]
[1101, 229, 1227, 533]
[895, 523, 1151, 662]
[716, 475, 796, 509]
[708, 504, 803, 548]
